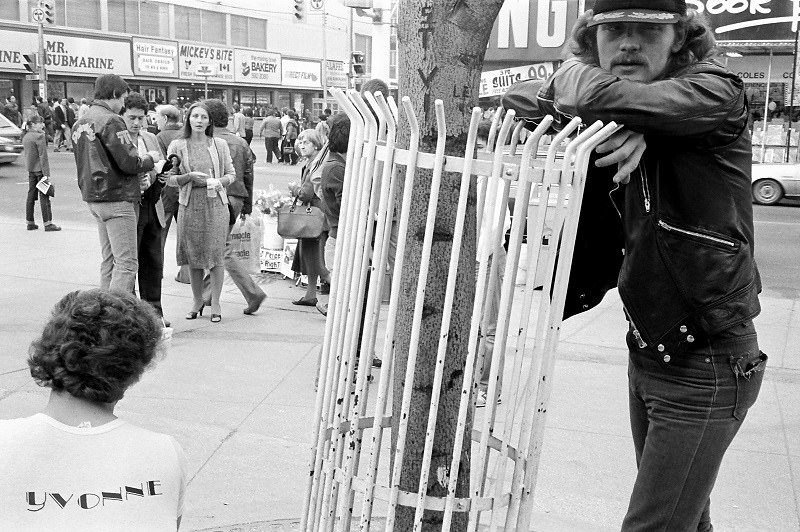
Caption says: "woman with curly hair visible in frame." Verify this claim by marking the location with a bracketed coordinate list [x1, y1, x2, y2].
[0, 289, 187, 530]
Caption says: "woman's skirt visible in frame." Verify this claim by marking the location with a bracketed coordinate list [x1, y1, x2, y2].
[176, 187, 228, 269]
[292, 232, 328, 276]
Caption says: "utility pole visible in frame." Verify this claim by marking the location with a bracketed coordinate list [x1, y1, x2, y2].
[321, 11, 328, 108]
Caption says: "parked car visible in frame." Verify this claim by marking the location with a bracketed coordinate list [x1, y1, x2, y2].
[0, 113, 23, 164]
[752, 162, 800, 205]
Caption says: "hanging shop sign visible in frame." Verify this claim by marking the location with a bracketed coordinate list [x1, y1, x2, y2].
[486, 0, 582, 63]
[234, 49, 281, 85]
[725, 55, 793, 83]
[325, 60, 348, 88]
[0, 29, 132, 75]
[688, 0, 797, 41]
[132, 38, 178, 78]
[480, 62, 555, 98]
[282, 58, 322, 89]
[178, 42, 234, 82]
[486, 1, 799, 65]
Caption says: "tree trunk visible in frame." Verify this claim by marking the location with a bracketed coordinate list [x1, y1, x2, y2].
[392, 1, 504, 530]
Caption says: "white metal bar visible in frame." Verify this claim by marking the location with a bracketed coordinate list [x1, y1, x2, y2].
[444, 115, 553, 532]
[410, 107, 483, 531]
[359, 96, 421, 530]
[305, 87, 366, 532]
[515, 122, 620, 532]
[335, 91, 399, 532]
[384, 100, 448, 530]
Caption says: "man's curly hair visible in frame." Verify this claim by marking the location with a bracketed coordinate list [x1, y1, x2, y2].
[28, 289, 163, 403]
[568, 9, 717, 70]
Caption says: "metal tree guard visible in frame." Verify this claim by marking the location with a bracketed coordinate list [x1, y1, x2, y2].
[302, 87, 619, 531]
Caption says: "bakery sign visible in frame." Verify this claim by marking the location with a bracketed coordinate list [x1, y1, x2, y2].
[132, 38, 178, 78]
[281, 58, 321, 89]
[178, 42, 234, 82]
[0, 29, 132, 75]
[234, 49, 281, 85]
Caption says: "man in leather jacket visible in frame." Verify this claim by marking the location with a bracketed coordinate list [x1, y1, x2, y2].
[73, 74, 163, 293]
[503, 1, 766, 530]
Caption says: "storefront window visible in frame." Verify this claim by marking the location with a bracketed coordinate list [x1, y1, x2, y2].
[140, 1, 169, 38]
[176, 86, 225, 107]
[1, 3, 20, 21]
[108, 0, 140, 34]
[68, 0, 101, 30]
[65, 82, 94, 103]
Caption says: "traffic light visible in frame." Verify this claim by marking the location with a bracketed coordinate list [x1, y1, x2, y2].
[351, 51, 365, 75]
[294, 0, 305, 20]
[40, 0, 55, 24]
[23, 53, 37, 74]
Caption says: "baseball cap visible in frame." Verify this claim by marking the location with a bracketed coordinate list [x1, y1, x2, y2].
[587, 0, 686, 27]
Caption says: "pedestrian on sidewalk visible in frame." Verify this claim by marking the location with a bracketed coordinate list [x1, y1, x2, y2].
[202, 99, 266, 315]
[0, 289, 187, 530]
[258, 110, 282, 163]
[504, 1, 766, 530]
[155, 104, 184, 243]
[165, 101, 236, 323]
[73, 74, 163, 293]
[121, 92, 170, 325]
[289, 129, 330, 306]
[53, 98, 75, 152]
[22, 115, 60, 232]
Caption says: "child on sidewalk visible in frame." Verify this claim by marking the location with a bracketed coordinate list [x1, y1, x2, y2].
[23, 115, 60, 231]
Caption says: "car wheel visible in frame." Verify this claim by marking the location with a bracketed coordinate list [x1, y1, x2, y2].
[752, 179, 784, 205]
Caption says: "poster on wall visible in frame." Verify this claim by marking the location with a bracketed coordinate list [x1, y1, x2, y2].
[325, 60, 348, 88]
[234, 50, 281, 85]
[178, 42, 235, 82]
[133, 38, 178, 78]
[281, 59, 322, 89]
[0, 29, 132, 75]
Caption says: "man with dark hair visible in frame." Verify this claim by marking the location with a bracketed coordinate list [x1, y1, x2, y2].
[155, 104, 183, 239]
[229, 102, 246, 138]
[122, 92, 169, 324]
[73, 74, 163, 293]
[259, 110, 283, 163]
[53, 98, 75, 152]
[36, 96, 53, 142]
[360, 78, 390, 99]
[504, 1, 765, 530]
[202, 99, 266, 314]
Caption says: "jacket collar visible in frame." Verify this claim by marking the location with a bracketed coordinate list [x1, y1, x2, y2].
[91, 100, 117, 114]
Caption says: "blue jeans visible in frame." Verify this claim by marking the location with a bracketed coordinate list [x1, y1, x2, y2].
[88, 201, 139, 293]
[623, 328, 766, 531]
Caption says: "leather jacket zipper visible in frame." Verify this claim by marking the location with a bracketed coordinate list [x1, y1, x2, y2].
[657, 220, 736, 248]
[623, 307, 648, 348]
[639, 164, 651, 213]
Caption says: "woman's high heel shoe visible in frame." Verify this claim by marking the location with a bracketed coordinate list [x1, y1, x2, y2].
[210, 314, 221, 323]
[185, 305, 205, 320]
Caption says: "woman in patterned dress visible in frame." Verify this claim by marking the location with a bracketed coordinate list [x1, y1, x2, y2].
[166, 102, 235, 323]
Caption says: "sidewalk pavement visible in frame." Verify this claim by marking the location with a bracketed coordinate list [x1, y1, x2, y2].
[1, 214, 798, 531]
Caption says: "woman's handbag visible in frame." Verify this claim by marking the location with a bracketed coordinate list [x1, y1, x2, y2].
[277, 197, 325, 239]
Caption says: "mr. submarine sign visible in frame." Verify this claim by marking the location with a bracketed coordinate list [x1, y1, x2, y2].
[485, 0, 799, 65]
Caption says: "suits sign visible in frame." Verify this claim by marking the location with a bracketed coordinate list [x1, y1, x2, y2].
[132, 38, 178, 78]
[282, 58, 322, 89]
[178, 42, 234, 82]
[234, 49, 282, 85]
[480, 63, 555, 98]
[0, 29, 132, 75]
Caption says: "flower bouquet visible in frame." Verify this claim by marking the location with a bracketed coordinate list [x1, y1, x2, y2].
[254, 184, 293, 218]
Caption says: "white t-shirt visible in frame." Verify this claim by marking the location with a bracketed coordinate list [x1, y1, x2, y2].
[0, 413, 188, 532]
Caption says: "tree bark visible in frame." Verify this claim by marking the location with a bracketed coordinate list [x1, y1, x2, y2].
[392, 1, 504, 530]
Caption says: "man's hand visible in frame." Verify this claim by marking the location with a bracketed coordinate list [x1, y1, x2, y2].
[595, 129, 646, 184]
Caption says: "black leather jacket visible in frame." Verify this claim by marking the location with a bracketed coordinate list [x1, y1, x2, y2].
[73, 101, 155, 203]
[503, 58, 760, 357]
